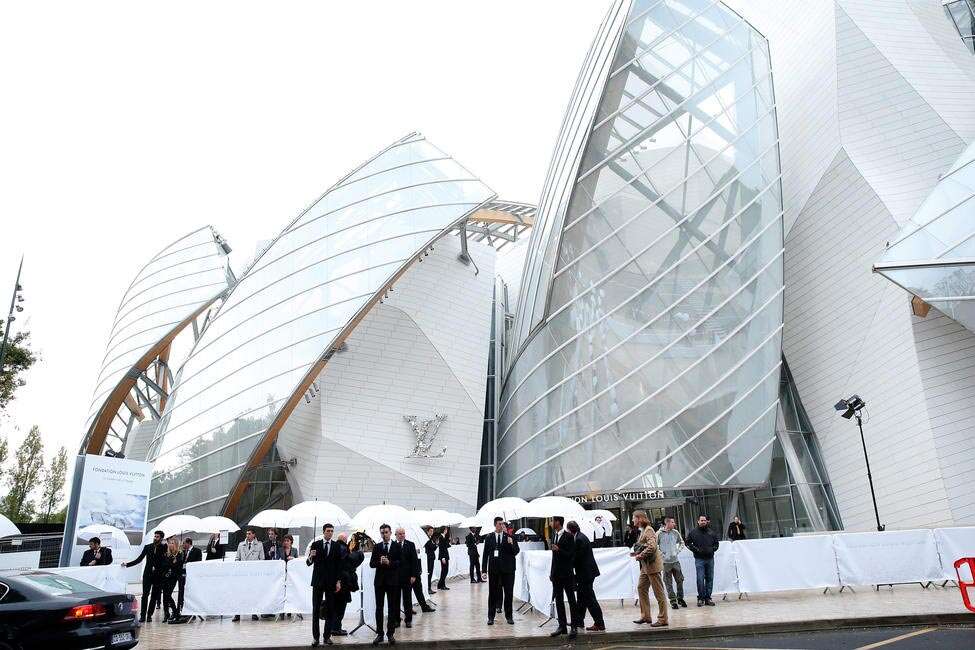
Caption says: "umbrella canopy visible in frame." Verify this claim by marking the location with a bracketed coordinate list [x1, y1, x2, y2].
[349, 504, 427, 545]
[197, 516, 240, 534]
[152, 514, 204, 539]
[475, 497, 529, 522]
[458, 516, 493, 530]
[286, 501, 352, 529]
[247, 509, 291, 529]
[0, 514, 20, 538]
[585, 509, 618, 522]
[77, 524, 132, 554]
[410, 509, 463, 527]
[522, 496, 586, 519]
[515, 527, 537, 536]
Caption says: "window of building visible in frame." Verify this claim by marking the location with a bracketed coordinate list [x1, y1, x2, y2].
[945, 0, 975, 54]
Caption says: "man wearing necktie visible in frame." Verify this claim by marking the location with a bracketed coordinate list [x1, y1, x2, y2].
[369, 524, 402, 645]
[481, 516, 519, 625]
[549, 516, 579, 640]
[308, 523, 345, 647]
[231, 529, 265, 622]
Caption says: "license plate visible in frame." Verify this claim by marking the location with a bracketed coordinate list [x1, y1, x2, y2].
[110, 631, 133, 645]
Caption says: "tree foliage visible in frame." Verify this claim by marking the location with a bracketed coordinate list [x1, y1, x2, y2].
[39, 445, 68, 523]
[0, 326, 37, 410]
[0, 425, 44, 523]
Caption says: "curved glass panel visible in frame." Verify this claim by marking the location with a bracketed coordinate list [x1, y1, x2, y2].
[146, 133, 495, 525]
[498, 0, 784, 498]
[875, 139, 975, 331]
[81, 227, 232, 452]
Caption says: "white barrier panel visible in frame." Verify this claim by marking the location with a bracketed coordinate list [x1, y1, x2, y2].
[0, 551, 41, 572]
[50, 564, 130, 593]
[834, 529, 942, 586]
[182, 559, 285, 616]
[592, 548, 637, 600]
[283, 559, 313, 614]
[523, 551, 553, 613]
[934, 527, 975, 581]
[676, 545, 738, 597]
[734, 536, 839, 592]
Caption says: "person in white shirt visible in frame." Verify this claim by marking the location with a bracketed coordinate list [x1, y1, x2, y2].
[592, 516, 614, 547]
[232, 529, 264, 622]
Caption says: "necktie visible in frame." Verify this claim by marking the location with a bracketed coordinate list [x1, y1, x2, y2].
[324, 541, 329, 556]
[384, 542, 388, 553]
[497, 533, 501, 546]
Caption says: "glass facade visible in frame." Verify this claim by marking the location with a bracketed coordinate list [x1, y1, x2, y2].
[498, 0, 784, 499]
[944, 0, 975, 54]
[146, 133, 495, 527]
[875, 139, 975, 331]
[80, 227, 233, 456]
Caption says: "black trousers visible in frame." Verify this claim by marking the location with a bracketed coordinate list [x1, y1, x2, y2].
[574, 579, 604, 627]
[552, 577, 578, 628]
[312, 585, 335, 641]
[400, 582, 414, 623]
[437, 558, 448, 588]
[161, 580, 178, 619]
[145, 579, 163, 619]
[426, 555, 435, 590]
[140, 575, 156, 617]
[488, 571, 515, 620]
[176, 575, 186, 613]
[332, 596, 348, 632]
[374, 584, 400, 635]
[411, 580, 427, 609]
[468, 554, 481, 581]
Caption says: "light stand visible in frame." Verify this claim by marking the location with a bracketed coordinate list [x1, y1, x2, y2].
[835, 395, 885, 532]
[349, 563, 376, 636]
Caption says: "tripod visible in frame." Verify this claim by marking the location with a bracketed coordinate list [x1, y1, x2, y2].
[349, 565, 376, 636]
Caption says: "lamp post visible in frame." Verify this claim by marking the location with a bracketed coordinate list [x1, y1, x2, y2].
[834, 394, 885, 532]
[0, 256, 25, 373]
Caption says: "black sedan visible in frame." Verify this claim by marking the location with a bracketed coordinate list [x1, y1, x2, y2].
[0, 571, 139, 649]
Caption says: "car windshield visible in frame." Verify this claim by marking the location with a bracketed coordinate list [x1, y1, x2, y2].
[21, 574, 98, 596]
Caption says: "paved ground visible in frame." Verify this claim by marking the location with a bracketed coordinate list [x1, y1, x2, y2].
[137, 578, 973, 649]
[614, 625, 975, 649]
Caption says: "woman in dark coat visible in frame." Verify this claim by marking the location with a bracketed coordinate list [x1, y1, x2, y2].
[156, 537, 184, 622]
[331, 532, 365, 636]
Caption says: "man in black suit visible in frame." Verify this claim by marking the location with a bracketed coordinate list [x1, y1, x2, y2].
[80, 537, 113, 566]
[392, 527, 422, 629]
[465, 528, 483, 583]
[436, 527, 450, 590]
[307, 523, 344, 647]
[549, 516, 578, 640]
[481, 517, 519, 625]
[123, 530, 166, 622]
[423, 529, 437, 592]
[264, 528, 283, 561]
[176, 538, 202, 621]
[369, 524, 401, 646]
[567, 520, 605, 631]
[204, 534, 225, 560]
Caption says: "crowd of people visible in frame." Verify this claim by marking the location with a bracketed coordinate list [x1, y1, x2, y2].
[96, 508, 741, 644]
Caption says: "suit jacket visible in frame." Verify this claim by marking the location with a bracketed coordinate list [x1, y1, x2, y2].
[125, 542, 165, 579]
[159, 552, 184, 584]
[80, 547, 113, 566]
[236, 540, 265, 562]
[465, 533, 480, 558]
[180, 546, 202, 577]
[481, 531, 519, 575]
[549, 529, 575, 581]
[572, 532, 600, 583]
[423, 539, 437, 558]
[395, 539, 421, 585]
[635, 525, 663, 573]
[370, 539, 402, 587]
[437, 536, 450, 561]
[264, 540, 284, 561]
[204, 540, 225, 560]
[307, 538, 345, 589]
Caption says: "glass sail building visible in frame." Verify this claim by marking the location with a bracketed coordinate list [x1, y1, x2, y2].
[498, 0, 786, 500]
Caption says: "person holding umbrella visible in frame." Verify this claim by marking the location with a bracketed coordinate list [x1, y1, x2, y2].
[465, 527, 483, 583]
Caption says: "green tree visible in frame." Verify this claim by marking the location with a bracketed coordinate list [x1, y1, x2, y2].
[38, 445, 68, 523]
[0, 434, 7, 486]
[1, 425, 44, 523]
[0, 325, 37, 410]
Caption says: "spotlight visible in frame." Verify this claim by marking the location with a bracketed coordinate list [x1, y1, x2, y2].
[835, 393, 884, 532]
[833, 394, 865, 419]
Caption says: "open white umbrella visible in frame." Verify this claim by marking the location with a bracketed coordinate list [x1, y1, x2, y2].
[77, 524, 132, 555]
[286, 500, 352, 529]
[476, 497, 529, 522]
[247, 509, 291, 529]
[349, 505, 427, 545]
[584, 509, 618, 522]
[152, 514, 203, 540]
[459, 516, 492, 529]
[410, 509, 462, 527]
[0, 514, 20, 538]
[523, 496, 586, 519]
[515, 527, 537, 536]
[197, 516, 240, 534]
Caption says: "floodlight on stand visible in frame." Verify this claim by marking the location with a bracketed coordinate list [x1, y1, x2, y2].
[833, 394, 865, 419]
[835, 393, 884, 532]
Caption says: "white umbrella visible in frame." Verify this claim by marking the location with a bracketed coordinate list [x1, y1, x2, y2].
[459, 516, 492, 529]
[349, 505, 427, 545]
[522, 496, 586, 519]
[247, 509, 291, 529]
[0, 514, 20, 538]
[197, 516, 240, 534]
[152, 514, 203, 539]
[286, 501, 352, 529]
[411, 509, 462, 527]
[515, 527, 537, 536]
[476, 497, 529, 522]
[585, 509, 618, 522]
[78, 524, 132, 554]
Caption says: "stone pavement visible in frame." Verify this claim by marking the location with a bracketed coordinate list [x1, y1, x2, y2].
[138, 579, 972, 649]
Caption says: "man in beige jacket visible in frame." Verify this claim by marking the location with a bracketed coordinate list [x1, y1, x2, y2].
[629, 510, 668, 627]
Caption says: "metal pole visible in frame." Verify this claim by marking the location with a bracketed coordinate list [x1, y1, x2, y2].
[0, 255, 24, 372]
[856, 415, 885, 532]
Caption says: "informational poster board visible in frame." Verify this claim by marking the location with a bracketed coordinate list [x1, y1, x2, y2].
[0, 551, 41, 572]
[59, 454, 153, 567]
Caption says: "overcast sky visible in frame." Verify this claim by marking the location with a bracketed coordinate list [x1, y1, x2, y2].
[0, 1, 610, 487]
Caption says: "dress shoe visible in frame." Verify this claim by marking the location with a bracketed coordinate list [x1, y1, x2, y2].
[506, 618, 515, 624]
[138, 615, 146, 623]
[705, 598, 716, 606]
[146, 617, 153, 623]
[324, 640, 334, 646]
[311, 641, 320, 648]
[251, 614, 259, 621]
[232, 615, 240, 622]
[441, 586, 450, 590]
[405, 621, 412, 628]
[677, 598, 688, 607]
[332, 630, 348, 636]
[568, 627, 578, 640]
[633, 618, 650, 624]
[372, 634, 384, 646]
[487, 618, 495, 625]
[651, 621, 668, 627]
[387, 635, 396, 645]
[550, 627, 567, 637]
[586, 624, 606, 631]
[420, 606, 435, 613]
[697, 599, 703, 607]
